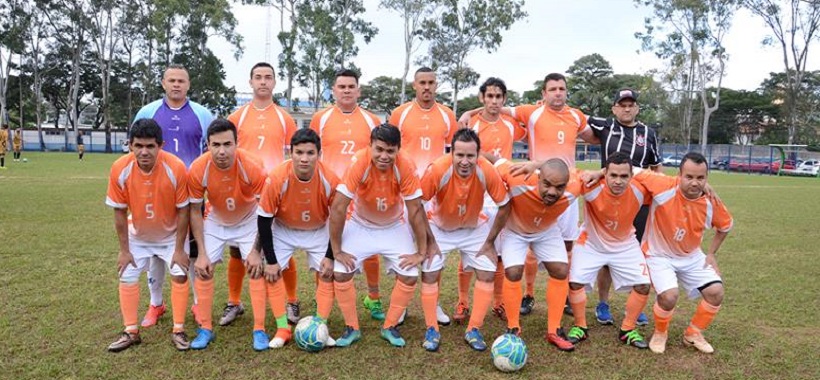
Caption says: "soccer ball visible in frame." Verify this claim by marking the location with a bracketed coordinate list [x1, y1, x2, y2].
[293, 316, 329, 353]
[22, 158, 28, 163]
[491, 333, 528, 372]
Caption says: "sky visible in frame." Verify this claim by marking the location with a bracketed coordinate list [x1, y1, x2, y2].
[209, 0, 820, 100]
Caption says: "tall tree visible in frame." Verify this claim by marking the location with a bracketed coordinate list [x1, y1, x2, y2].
[359, 76, 413, 114]
[380, 0, 438, 103]
[566, 53, 615, 118]
[708, 88, 779, 144]
[0, 0, 28, 126]
[89, 0, 124, 152]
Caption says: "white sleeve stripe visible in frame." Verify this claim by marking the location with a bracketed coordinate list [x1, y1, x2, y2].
[105, 198, 127, 209]
[189, 198, 205, 203]
[337, 184, 355, 199]
[402, 189, 423, 200]
[176, 201, 190, 208]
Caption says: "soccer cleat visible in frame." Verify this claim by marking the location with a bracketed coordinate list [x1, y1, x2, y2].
[268, 328, 292, 348]
[506, 327, 521, 336]
[107, 331, 141, 352]
[140, 303, 166, 327]
[362, 296, 386, 321]
[381, 326, 406, 347]
[172, 331, 191, 351]
[218, 303, 245, 326]
[546, 330, 575, 352]
[636, 312, 650, 326]
[422, 326, 441, 352]
[683, 332, 715, 354]
[566, 326, 589, 344]
[190, 328, 214, 350]
[464, 328, 487, 351]
[619, 329, 648, 349]
[453, 301, 470, 324]
[436, 304, 451, 326]
[520, 295, 535, 315]
[325, 335, 336, 347]
[596, 301, 614, 325]
[397, 309, 407, 326]
[286, 301, 301, 325]
[252, 330, 269, 351]
[649, 331, 668, 354]
[335, 326, 361, 348]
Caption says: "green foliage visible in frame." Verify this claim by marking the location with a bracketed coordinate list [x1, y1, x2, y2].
[708, 88, 778, 144]
[359, 76, 413, 114]
[566, 53, 614, 118]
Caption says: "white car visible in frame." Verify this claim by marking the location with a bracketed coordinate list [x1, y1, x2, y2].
[662, 154, 684, 167]
[796, 160, 819, 175]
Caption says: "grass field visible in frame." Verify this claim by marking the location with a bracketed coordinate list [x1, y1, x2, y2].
[1, 152, 819, 380]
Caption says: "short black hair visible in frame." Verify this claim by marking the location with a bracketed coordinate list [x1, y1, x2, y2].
[415, 67, 434, 76]
[542, 73, 566, 89]
[335, 68, 360, 85]
[680, 152, 708, 170]
[290, 128, 321, 153]
[605, 151, 633, 171]
[163, 64, 188, 78]
[250, 62, 275, 78]
[479, 77, 507, 96]
[206, 118, 237, 143]
[451, 128, 481, 153]
[370, 123, 401, 148]
[130, 119, 164, 144]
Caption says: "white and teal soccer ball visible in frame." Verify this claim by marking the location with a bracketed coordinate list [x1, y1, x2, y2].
[491, 333, 528, 372]
[294, 316, 329, 353]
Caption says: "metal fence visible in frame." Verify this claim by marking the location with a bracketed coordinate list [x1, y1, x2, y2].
[659, 144, 820, 174]
[19, 129, 129, 153]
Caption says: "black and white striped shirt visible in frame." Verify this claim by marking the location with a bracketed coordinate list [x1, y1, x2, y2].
[588, 116, 661, 169]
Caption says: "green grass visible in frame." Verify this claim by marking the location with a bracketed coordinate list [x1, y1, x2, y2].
[1, 153, 819, 380]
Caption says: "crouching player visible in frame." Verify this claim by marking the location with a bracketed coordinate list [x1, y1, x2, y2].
[106, 119, 192, 352]
[254, 128, 340, 349]
[186, 119, 267, 350]
[565, 152, 651, 349]
[418, 129, 510, 351]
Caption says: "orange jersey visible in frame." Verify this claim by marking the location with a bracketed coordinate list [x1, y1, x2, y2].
[258, 160, 339, 230]
[468, 113, 526, 160]
[496, 159, 581, 235]
[228, 103, 298, 173]
[106, 151, 189, 244]
[510, 104, 590, 166]
[634, 171, 733, 258]
[390, 101, 457, 177]
[577, 180, 650, 252]
[188, 149, 267, 226]
[310, 105, 381, 179]
[421, 155, 510, 231]
[337, 149, 421, 228]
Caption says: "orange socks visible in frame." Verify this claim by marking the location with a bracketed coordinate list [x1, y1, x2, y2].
[546, 277, 569, 333]
[568, 287, 587, 328]
[265, 279, 287, 322]
[653, 302, 674, 333]
[119, 283, 140, 332]
[194, 278, 215, 330]
[524, 250, 538, 297]
[686, 300, 721, 336]
[227, 255, 245, 305]
[383, 280, 416, 329]
[249, 277, 267, 331]
[467, 280, 494, 330]
[503, 278, 523, 330]
[457, 260, 473, 305]
[622, 291, 649, 331]
[171, 280, 189, 333]
[282, 257, 298, 303]
[421, 282, 439, 330]
[363, 256, 381, 299]
[334, 280, 359, 330]
[493, 261, 505, 308]
[315, 280, 334, 320]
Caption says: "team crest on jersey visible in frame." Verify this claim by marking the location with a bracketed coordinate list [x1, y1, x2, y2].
[636, 134, 646, 147]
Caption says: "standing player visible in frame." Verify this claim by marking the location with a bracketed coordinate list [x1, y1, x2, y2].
[636, 153, 732, 354]
[0, 124, 7, 169]
[310, 69, 385, 321]
[12, 127, 22, 162]
[389, 66, 457, 325]
[330, 124, 427, 348]
[133, 64, 214, 327]
[106, 119, 191, 352]
[454, 77, 526, 324]
[77, 130, 85, 161]
[223, 62, 301, 326]
[565, 152, 651, 349]
[419, 128, 510, 351]
[255, 128, 339, 349]
[587, 88, 660, 326]
[186, 119, 268, 351]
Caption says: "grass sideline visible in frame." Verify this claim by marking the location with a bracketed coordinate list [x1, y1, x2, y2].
[1, 152, 819, 380]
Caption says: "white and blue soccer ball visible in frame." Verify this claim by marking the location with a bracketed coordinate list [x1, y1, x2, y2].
[294, 316, 329, 353]
[491, 333, 528, 372]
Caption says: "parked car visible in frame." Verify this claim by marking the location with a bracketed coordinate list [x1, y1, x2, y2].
[662, 154, 684, 167]
[712, 156, 730, 170]
[796, 160, 820, 175]
[730, 158, 775, 173]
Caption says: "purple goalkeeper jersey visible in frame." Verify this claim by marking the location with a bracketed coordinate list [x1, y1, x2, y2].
[133, 98, 214, 168]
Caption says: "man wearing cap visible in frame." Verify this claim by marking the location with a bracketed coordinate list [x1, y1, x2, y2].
[586, 88, 662, 326]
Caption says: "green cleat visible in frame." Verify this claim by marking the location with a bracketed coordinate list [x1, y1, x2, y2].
[620, 329, 649, 349]
[566, 326, 589, 344]
[335, 326, 361, 348]
[381, 326, 406, 347]
[363, 296, 386, 321]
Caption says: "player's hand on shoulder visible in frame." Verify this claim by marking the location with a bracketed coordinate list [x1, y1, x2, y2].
[702, 183, 721, 202]
[117, 250, 136, 278]
[580, 169, 604, 187]
[509, 160, 540, 180]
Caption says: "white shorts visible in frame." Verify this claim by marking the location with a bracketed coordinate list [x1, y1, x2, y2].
[482, 193, 499, 220]
[498, 224, 567, 269]
[558, 198, 581, 241]
[272, 220, 328, 272]
[203, 217, 256, 263]
[569, 242, 650, 292]
[121, 237, 188, 283]
[646, 254, 722, 299]
[334, 219, 419, 277]
[426, 220, 495, 273]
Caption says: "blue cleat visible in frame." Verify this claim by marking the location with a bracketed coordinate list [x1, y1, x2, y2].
[464, 327, 487, 351]
[190, 328, 215, 350]
[252, 330, 269, 351]
[636, 312, 649, 326]
[422, 327, 440, 352]
[381, 326, 406, 347]
[596, 301, 614, 325]
[335, 326, 361, 348]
